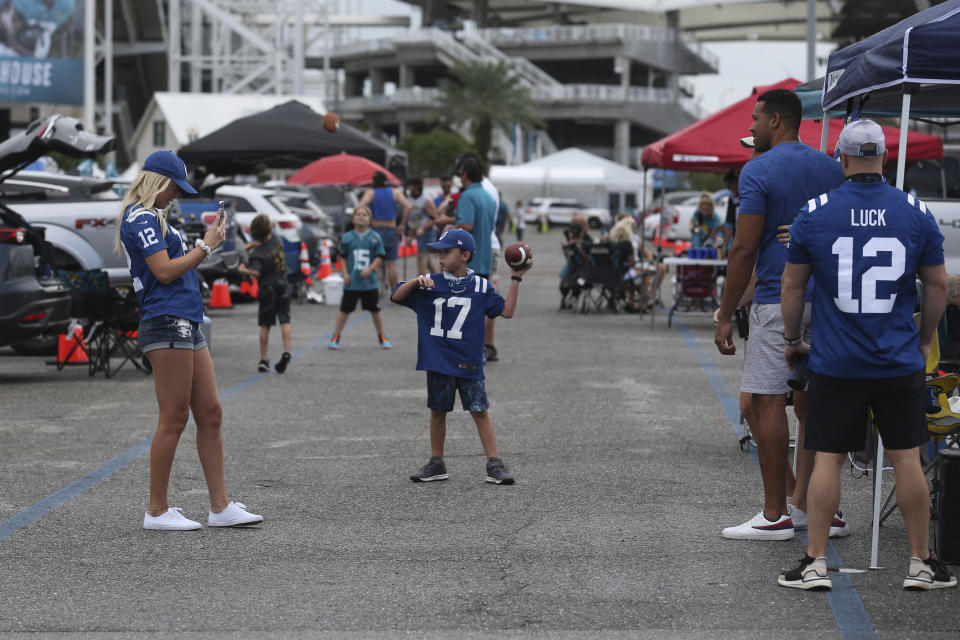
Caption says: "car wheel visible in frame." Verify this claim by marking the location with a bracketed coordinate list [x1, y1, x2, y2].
[588, 217, 601, 229]
[10, 335, 60, 356]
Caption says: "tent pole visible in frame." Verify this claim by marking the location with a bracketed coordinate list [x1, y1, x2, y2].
[642, 168, 647, 213]
[895, 93, 913, 190]
[819, 111, 830, 153]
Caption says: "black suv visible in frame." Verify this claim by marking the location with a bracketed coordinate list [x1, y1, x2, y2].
[0, 115, 114, 355]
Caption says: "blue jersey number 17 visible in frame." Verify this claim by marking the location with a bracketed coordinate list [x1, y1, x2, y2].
[429, 296, 471, 340]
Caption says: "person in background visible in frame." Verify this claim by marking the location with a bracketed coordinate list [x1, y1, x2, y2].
[407, 176, 440, 278]
[328, 205, 391, 350]
[514, 199, 526, 241]
[358, 171, 412, 292]
[690, 193, 723, 249]
[238, 213, 293, 374]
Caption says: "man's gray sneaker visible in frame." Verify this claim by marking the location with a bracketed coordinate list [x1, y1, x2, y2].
[410, 457, 448, 482]
[485, 457, 514, 485]
[903, 556, 958, 590]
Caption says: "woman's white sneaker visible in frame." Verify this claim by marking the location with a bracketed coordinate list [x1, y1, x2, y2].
[208, 501, 263, 527]
[143, 507, 202, 531]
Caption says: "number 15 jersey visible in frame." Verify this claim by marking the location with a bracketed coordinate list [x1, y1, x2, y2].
[787, 179, 944, 378]
[395, 272, 505, 380]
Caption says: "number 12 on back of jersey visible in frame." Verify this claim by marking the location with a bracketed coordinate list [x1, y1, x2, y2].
[832, 236, 905, 314]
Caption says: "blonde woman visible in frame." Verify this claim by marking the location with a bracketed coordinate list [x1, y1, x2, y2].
[690, 192, 722, 249]
[116, 150, 262, 531]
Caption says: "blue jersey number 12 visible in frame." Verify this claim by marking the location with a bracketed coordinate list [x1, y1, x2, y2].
[832, 236, 905, 314]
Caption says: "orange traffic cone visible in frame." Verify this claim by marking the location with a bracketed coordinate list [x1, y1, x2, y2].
[299, 242, 312, 285]
[249, 277, 259, 299]
[58, 326, 88, 363]
[335, 257, 342, 271]
[317, 239, 332, 279]
[210, 278, 232, 308]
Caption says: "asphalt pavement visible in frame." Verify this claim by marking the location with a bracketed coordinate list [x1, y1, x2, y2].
[1, 228, 958, 639]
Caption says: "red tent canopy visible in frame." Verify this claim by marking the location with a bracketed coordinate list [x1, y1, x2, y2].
[287, 152, 402, 187]
[640, 78, 943, 173]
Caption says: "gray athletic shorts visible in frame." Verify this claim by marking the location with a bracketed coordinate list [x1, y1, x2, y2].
[741, 303, 811, 395]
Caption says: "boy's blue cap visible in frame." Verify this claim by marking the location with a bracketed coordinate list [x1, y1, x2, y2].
[143, 150, 197, 194]
[428, 228, 475, 253]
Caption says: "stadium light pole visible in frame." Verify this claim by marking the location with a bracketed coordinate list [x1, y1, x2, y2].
[83, 0, 95, 130]
[806, 0, 816, 81]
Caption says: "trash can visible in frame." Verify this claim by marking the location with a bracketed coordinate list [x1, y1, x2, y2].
[936, 447, 960, 564]
[322, 274, 344, 307]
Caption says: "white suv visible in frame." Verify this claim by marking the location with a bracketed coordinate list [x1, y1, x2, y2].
[521, 197, 612, 228]
[214, 184, 302, 245]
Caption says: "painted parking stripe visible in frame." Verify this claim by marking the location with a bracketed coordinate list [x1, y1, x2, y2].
[0, 316, 368, 542]
[674, 320, 877, 640]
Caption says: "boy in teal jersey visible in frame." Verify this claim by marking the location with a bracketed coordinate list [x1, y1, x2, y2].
[329, 206, 391, 349]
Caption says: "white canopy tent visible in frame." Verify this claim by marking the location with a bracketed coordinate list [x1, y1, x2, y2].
[490, 148, 651, 213]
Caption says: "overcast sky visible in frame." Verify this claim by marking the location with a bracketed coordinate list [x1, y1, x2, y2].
[355, 0, 835, 115]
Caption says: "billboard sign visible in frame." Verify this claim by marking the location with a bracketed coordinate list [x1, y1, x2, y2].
[0, 0, 84, 104]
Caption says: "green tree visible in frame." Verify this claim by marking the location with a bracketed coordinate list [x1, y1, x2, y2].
[397, 128, 473, 177]
[436, 60, 544, 163]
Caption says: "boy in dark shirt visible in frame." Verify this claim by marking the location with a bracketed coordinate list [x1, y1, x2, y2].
[238, 213, 293, 373]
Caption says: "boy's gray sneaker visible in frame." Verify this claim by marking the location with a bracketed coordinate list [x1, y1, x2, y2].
[410, 457, 448, 482]
[485, 457, 515, 485]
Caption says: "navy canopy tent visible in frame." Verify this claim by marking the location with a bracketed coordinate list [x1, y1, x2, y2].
[822, 0, 960, 112]
[819, 0, 960, 188]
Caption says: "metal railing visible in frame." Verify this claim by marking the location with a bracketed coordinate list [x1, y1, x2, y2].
[479, 24, 718, 71]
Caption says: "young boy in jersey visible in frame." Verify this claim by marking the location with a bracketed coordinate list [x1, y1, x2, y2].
[329, 206, 391, 349]
[238, 213, 293, 373]
[391, 228, 532, 485]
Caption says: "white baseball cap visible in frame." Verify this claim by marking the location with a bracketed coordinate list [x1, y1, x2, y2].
[838, 119, 886, 157]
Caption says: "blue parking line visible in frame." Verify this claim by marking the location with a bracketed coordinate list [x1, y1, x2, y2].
[674, 320, 877, 640]
[0, 314, 368, 543]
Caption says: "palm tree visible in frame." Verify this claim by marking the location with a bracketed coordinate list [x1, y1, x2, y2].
[436, 60, 544, 163]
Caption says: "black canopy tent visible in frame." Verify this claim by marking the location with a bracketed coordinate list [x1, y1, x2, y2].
[177, 100, 407, 178]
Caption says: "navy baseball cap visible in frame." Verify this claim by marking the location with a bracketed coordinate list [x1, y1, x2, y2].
[428, 228, 475, 253]
[143, 150, 197, 194]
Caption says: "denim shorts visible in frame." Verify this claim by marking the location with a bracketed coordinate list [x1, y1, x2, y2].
[375, 226, 399, 262]
[427, 371, 489, 413]
[138, 314, 207, 353]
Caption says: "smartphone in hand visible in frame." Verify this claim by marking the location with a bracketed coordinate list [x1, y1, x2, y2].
[217, 200, 225, 225]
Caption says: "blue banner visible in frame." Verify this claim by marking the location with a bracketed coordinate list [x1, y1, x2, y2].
[0, 57, 82, 103]
[0, 0, 84, 105]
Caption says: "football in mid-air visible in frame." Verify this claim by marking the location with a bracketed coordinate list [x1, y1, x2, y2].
[322, 112, 340, 133]
[504, 242, 532, 269]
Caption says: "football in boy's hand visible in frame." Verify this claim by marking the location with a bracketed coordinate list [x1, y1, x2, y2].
[322, 112, 340, 133]
[504, 242, 532, 269]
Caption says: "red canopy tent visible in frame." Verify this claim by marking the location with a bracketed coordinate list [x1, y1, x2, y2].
[287, 152, 402, 187]
[640, 78, 943, 172]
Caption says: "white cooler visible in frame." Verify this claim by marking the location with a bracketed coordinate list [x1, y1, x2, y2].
[322, 275, 344, 306]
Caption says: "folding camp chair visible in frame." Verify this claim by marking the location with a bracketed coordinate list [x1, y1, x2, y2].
[580, 242, 624, 313]
[55, 270, 150, 378]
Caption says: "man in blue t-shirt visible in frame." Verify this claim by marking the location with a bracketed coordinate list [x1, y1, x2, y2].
[778, 119, 954, 592]
[391, 228, 532, 486]
[716, 89, 845, 542]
